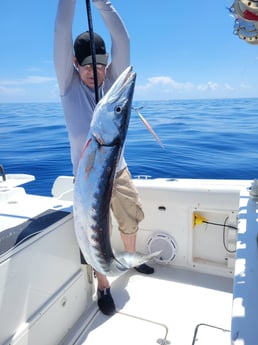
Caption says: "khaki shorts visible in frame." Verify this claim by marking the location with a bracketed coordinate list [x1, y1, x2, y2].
[111, 167, 144, 234]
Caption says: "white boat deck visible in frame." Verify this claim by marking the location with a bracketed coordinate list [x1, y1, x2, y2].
[62, 264, 232, 345]
[2, 175, 253, 345]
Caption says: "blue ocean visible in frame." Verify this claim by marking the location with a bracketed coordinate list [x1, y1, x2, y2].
[1, 98, 258, 196]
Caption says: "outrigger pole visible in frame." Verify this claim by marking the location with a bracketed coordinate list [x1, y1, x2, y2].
[85, 0, 99, 103]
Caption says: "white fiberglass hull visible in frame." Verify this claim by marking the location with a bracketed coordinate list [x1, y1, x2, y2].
[0, 174, 256, 344]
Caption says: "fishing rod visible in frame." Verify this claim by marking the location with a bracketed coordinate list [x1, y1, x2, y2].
[85, 1, 163, 149]
[85, 0, 99, 103]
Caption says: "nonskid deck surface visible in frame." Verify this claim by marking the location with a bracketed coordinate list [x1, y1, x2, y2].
[69, 264, 233, 345]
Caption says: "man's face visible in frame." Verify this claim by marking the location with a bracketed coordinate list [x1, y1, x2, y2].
[77, 63, 106, 89]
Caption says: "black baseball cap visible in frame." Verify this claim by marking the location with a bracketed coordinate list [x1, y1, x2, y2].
[74, 31, 108, 66]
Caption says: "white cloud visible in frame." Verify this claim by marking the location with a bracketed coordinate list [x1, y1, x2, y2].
[138, 76, 194, 91]
[239, 83, 251, 89]
[197, 81, 219, 91]
[0, 75, 56, 86]
[134, 75, 254, 100]
[0, 86, 25, 95]
[0, 55, 57, 101]
[0, 75, 57, 102]
[224, 83, 234, 91]
[0, 73, 255, 102]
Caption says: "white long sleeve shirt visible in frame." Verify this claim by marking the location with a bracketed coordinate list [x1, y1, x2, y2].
[54, 0, 130, 175]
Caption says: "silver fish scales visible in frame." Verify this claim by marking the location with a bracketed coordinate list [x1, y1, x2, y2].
[73, 66, 160, 276]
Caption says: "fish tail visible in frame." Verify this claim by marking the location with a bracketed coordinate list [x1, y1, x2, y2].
[114, 250, 162, 271]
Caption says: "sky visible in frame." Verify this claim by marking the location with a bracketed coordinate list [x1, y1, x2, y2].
[1, 0, 258, 103]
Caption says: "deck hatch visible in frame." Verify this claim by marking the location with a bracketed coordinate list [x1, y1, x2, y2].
[147, 232, 177, 263]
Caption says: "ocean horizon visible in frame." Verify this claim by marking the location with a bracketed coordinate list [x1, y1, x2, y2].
[1, 97, 258, 196]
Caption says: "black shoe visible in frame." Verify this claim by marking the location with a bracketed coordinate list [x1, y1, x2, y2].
[134, 263, 154, 274]
[97, 288, 116, 316]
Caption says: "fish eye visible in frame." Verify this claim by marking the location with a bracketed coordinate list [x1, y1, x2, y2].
[114, 105, 122, 114]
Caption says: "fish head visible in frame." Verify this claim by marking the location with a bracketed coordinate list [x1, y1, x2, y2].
[91, 66, 136, 147]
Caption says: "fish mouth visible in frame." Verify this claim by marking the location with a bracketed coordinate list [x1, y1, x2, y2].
[95, 136, 121, 147]
[107, 66, 136, 105]
[123, 66, 136, 87]
[92, 66, 136, 147]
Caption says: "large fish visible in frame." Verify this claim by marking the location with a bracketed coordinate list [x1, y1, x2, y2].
[73, 66, 160, 276]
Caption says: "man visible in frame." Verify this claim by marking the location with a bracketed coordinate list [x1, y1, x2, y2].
[54, 0, 154, 316]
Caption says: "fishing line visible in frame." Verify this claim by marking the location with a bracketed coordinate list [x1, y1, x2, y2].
[85, 0, 99, 103]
